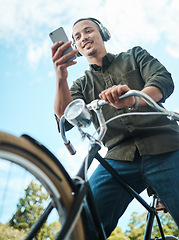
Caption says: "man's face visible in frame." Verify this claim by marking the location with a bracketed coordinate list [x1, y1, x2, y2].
[72, 20, 105, 57]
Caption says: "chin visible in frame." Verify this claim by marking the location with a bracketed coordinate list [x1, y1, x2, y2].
[87, 49, 97, 57]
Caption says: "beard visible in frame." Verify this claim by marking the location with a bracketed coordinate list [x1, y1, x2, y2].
[86, 48, 97, 57]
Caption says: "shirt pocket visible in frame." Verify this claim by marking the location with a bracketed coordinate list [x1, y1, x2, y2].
[121, 69, 145, 90]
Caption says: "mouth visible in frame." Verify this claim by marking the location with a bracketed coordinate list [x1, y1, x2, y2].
[83, 41, 93, 49]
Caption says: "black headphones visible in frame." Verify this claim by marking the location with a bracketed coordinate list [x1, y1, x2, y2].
[72, 17, 111, 56]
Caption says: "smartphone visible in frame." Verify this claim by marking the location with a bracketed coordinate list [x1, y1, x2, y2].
[49, 27, 76, 62]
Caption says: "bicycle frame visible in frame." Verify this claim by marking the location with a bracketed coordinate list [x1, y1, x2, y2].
[55, 141, 166, 240]
[59, 90, 179, 240]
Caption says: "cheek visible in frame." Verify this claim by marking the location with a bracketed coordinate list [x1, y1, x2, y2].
[75, 42, 82, 50]
[75, 42, 84, 55]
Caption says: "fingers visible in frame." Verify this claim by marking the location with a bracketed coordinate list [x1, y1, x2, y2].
[55, 60, 77, 74]
[99, 85, 116, 103]
[99, 85, 134, 109]
[51, 41, 78, 64]
[51, 41, 71, 57]
[54, 50, 77, 69]
[99, 85, 130, 103]
[51, 41, 63, 57]
[51, 41, 78, 83]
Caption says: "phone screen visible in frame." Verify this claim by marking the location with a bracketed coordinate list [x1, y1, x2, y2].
[49, 27, 76, 62]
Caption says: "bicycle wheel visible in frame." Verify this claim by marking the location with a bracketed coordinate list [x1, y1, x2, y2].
[0, 131, 87, 240]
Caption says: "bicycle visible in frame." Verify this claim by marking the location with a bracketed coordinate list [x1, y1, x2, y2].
[0, 90, 179, 240]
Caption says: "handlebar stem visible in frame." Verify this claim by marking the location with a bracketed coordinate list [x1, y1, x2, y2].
[87, 100, 107, 142]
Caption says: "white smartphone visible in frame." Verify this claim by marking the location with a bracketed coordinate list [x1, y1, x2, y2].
[49, 27, 77, 62]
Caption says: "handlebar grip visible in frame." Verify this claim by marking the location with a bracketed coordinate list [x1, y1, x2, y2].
[64, 141, 76, 155]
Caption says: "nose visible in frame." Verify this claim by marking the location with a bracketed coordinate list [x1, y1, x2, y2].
[81, 32, 88, 43]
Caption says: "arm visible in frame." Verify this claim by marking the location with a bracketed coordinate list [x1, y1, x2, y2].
[99, 47, 173, 109]
[140, 86, 163, 106]
[54, 79, 73, 119]
[52, 41, 78, 119]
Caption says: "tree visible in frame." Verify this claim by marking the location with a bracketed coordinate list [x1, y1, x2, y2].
[9, 180, 59, 239]
[0, 223, 25, 240]
[152, 212, 179, 238]
[108, 226, 130, 240]
[126, 211, 179, 240]
[126, 212, 147, 240]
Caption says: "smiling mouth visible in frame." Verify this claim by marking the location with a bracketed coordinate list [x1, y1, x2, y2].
[83, 41, 93, 48]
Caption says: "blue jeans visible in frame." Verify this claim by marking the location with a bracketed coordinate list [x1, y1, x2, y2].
[87, 150, 179, 239]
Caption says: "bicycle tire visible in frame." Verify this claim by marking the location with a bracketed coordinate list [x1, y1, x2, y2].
[0, 131, 87, 240]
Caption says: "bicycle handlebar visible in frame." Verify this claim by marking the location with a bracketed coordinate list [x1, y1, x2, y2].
[60, 90, 179, 155]
[87, 90, 174, 114]
[60, 115, 76, 155]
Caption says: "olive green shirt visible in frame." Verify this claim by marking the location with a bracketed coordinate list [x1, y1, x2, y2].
[70, 46, 179, 161]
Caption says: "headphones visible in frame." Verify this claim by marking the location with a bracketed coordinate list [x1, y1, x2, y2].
[72, 17, 111, 57]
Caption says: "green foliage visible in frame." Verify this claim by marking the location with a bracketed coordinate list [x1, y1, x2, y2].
[4, 180, 179, 240]
[49, 221, 61, 235]
[8, 180, 60, 239]
[108, 211, 179, 240]
[0, 223, 26, 240]
[108, 226, 130, 240]
[126, 212, 147, 240]
[9, 180, 48, 232]
[152, 212, 179, 238]
[126, 211, 179, 240]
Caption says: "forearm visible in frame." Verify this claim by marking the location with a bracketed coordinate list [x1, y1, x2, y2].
[51, 41, 78, 119]
[139, 86, 163, 106]
[54, 80, 73, 119]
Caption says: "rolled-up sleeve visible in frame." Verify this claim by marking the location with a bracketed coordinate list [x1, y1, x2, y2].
[133, 46, 174, 102]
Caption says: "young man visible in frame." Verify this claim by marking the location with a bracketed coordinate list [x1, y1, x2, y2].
[51, 18, 179, 238]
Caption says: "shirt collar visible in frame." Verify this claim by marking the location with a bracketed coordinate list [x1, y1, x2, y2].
[90, 53, 115, 72]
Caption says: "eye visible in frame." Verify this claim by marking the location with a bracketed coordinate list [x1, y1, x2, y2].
[75, 35, 80, 41]
[86, 29, 92, 33]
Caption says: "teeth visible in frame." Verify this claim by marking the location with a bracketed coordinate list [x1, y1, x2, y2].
[85, 42, 91, 48]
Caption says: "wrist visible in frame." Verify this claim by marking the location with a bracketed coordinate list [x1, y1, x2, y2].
[129, 96, 139, 110]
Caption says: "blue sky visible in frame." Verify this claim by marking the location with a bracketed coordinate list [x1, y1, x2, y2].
[0, 0, 179, 231]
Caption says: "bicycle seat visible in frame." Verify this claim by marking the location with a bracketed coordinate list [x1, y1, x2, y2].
[147, 187, 168, 213]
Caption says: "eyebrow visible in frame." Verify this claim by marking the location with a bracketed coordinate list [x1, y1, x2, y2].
[74, 26, 93, 37]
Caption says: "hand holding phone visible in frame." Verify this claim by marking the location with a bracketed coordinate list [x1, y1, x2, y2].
[49, 27, 77, 62]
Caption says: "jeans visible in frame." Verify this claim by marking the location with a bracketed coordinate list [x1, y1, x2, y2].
[87, 150, 179, 239]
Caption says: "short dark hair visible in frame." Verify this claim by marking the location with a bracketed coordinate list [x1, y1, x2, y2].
[72, 18, 101, 42]
[73, 17, 101, 28]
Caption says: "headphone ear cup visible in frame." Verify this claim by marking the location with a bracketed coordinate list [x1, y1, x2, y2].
[100, 26, 111, 42]
[77, 52, 82, 57]
[87, 17, 111, 41]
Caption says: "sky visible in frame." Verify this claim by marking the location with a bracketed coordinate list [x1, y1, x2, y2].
[0, 0, 179, 232]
